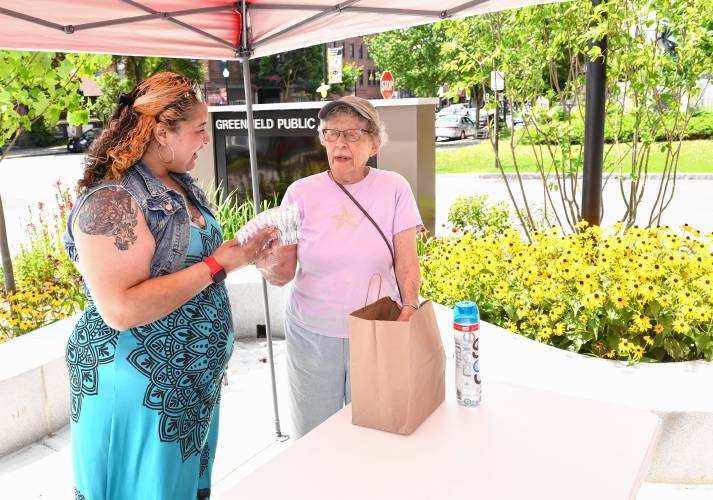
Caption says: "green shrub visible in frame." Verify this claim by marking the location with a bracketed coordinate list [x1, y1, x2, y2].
[28, 119, 60, 147]
[447, 195, 511, 235]
[520, 110, 713, 145]
[206, 186, 279, 241]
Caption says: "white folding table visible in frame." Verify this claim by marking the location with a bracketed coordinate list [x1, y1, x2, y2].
[220, 305, 661, 500]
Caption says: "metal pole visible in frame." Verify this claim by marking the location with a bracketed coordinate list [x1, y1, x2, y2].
[240, 0, 288, 441]
[493, 90, 499, 166]
[581, 0, 607, 226]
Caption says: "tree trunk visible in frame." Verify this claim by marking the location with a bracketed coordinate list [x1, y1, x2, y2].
[0, 193, 16, 294]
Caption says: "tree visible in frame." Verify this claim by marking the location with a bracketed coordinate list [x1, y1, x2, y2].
[442, 0, 713, 234]
[0, 50, 110, 293]
[364, 24, 448, 97]
[117, 56, 205, 87]
[254, 46, 323, 102]
[92, 71, 132, 125]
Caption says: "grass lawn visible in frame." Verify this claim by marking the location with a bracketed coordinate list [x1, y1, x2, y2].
[436, 138, 713, 174]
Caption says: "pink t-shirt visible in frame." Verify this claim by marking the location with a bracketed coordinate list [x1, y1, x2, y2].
[282, 168, 423, 338]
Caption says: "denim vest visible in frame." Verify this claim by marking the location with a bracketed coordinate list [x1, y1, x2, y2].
[64, 160, 215, 278]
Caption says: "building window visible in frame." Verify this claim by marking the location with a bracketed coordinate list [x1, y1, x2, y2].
[360, 72, 364, 86]
[359, 45, 363, 59]
[350, 44, 354, 58]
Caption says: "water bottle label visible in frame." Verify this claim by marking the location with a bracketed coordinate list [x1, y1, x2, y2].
[454, 322, 479, 332]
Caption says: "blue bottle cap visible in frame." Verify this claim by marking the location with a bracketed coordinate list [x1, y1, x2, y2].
[454, 300, 479, 319]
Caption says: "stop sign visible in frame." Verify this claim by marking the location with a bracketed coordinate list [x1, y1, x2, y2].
[380, 71, 394, 99]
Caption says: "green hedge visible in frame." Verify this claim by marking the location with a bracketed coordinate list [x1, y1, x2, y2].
[520, 110, 713, 145]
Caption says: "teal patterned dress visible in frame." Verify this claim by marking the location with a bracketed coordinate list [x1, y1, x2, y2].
[66, 207, 233, 500]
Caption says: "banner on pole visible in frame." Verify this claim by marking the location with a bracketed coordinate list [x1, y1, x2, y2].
[328, 47, 343, 84]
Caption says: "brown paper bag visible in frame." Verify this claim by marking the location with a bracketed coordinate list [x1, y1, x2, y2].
[348, 297, 446, 434]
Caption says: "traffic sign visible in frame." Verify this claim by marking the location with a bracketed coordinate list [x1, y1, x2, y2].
[380, 71, 394, 99]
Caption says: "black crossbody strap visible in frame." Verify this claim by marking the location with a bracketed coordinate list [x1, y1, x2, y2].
[330, 173, 403, 303]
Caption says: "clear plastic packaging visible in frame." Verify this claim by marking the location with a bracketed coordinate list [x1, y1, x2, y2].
[234, 203, 301, 246]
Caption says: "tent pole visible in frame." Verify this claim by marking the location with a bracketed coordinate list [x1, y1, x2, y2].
[581, 0, 607, 226]
[239, 0, 288, 441]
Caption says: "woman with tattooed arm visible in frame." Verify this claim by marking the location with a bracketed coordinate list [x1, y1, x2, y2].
[63, 72, 275, 500]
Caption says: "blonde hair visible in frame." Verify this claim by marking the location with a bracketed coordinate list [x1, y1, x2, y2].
[78, 72, 203, 190]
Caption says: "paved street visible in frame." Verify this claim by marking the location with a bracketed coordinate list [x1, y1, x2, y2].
[0, 153, 84, 255]
[434, 173, 713, 236]
[1, 151, 711, 257]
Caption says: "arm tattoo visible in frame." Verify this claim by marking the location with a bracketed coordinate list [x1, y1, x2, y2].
[78, 187, 138, 251]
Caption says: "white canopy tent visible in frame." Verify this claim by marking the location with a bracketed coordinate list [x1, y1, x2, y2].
[0, 1, 568, 59]
[1, 0, 604, 440]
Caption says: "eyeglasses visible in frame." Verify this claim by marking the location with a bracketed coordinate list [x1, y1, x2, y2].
[321, 128, 371, 142]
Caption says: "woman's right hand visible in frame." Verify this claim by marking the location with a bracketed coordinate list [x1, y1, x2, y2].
[212, 227, 277, 273]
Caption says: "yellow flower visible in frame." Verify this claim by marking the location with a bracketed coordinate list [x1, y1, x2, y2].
[612, 294, 628, 309]
[653, 324, 664, 334]
[618, 339, 632, 353]
[606, 350, 616, 358]
[643, 335, 655, 346]
[538, 327, 553, 340]
[632, 345, 645, 359]
[672, 319, 689, 334]
[641, 284, 658, 301]
[632, 314, 652, 333]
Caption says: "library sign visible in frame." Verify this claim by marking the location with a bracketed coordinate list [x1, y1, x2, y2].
[213, 108, 320, 137]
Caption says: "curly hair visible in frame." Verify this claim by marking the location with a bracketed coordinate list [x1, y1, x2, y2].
[78, 72, 203, 190]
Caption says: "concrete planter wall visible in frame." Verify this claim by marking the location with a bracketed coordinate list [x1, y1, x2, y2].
[430, 301, 713, 485]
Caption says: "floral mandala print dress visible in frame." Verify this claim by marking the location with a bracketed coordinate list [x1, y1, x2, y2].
[66, 207, 233, 500]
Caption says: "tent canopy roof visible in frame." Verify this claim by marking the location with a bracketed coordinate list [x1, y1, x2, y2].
[0, 0, 566, 60]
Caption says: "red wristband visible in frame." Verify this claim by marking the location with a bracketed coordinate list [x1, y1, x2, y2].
[203, 256, 226, 284]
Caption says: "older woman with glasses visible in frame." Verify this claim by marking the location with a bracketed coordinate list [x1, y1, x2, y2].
[256, 96, 423, 438]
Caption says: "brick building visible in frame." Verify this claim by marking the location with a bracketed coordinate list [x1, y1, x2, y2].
[327, 36, 382, 99]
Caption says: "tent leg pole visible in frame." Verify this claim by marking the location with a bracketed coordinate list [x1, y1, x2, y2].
[241, 53, 289, 441]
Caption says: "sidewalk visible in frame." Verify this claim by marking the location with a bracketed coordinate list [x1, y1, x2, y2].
[0, 337, 295, 499]
[1, 145, 70, 159]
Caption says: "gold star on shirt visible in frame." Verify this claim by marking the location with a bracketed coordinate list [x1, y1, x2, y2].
[332, 204, 359, 230]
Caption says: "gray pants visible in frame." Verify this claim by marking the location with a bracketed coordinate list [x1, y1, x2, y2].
[285, 317, 351, 439]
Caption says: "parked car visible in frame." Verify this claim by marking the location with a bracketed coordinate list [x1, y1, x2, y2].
[436, 104, 469, 118]
[67, 128, 101, 153]
[466, 108, 490, 128]
[435, 115, 476, 140]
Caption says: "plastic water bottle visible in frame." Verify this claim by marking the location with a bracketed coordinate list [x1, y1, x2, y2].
[454, 300, 481, 407]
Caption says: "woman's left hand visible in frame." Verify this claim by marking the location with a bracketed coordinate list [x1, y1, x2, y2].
[396, 305, 416, 322]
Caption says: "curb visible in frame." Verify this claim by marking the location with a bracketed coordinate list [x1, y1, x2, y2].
[2, 147, 72, 159]
[438, 172, 713, 180]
